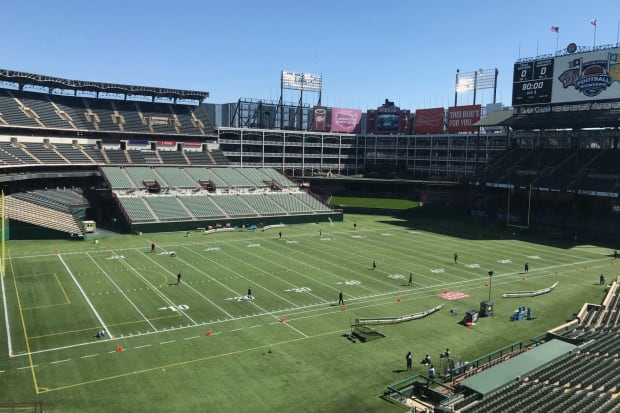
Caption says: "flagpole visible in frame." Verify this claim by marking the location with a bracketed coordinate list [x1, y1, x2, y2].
[555, 32, 559, 55]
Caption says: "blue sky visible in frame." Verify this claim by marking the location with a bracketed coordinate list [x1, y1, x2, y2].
[2, 0, 618, 110]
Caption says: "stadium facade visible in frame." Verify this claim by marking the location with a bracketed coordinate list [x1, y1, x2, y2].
[0, 43, 619, 239]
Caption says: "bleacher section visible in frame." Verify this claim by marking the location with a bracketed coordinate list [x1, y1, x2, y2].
[153, 167, 199, 189]
[0, 89, 40, 127]
[22, 142, 66, 164]
[479, 148, 620, 194]
[99, 166, 335, 226]
[0, 88, 215, 135]
[0, 139, 228, 168]
[5, 195, 84, 236]
[54, 143, 94, 164]
[11, 189, 89, 212]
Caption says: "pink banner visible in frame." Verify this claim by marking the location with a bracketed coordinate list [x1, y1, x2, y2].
[184, 142, 202, 147]
[414, 108, 444, 134]
[157, 140, 176, 146]
[330, 108, 362, 133]
[447, 105, 481, 132]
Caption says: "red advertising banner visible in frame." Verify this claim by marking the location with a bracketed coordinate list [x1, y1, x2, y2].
[330, 108, 362, 133]
[414, 108, 444, 134]
[157, 141, 176, 146]
[184, 142, 202, 147]
[447, 105, 481, 132]
[313, 106, 327, 132]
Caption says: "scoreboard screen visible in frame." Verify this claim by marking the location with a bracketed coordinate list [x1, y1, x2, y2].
[512, 59, 554, 106]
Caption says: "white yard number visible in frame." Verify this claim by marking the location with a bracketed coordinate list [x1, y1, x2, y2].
[162, 304, 189, 312]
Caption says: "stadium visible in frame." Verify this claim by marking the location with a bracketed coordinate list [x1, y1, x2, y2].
[0, 41, 619, 413]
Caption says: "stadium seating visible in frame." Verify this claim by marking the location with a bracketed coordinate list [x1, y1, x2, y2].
[101, 166, 136, 190]
[177, 195, 225, 219]
[116, 196, 156, 222]
[23, 142, 66, 164]
[54, 143, 94, 164]
[5, 195, 84, 235]
[0, 89, 40, 127]
[157, 151, 189, 165]
[153, 167, 198, 189]
[143, 197, 193, 221]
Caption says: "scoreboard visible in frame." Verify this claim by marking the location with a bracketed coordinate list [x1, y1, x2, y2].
[512, 58, 554, 106]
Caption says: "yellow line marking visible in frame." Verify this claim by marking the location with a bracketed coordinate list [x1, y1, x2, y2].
[8, 250, 40, 393]
[54, 272, 71, 305]
[38, 328, 343, 394]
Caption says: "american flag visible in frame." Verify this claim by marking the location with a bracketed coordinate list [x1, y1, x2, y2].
[590, 19, 597, 26]
[551, 26, 559, 33]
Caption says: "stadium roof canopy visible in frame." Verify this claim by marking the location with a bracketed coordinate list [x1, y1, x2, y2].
[0, 68, 209, 102]
[473, 110, 513, 127]
[460, 339, 577, 398]
[475, 104, 620, 130]
[504, 109, 620, 130]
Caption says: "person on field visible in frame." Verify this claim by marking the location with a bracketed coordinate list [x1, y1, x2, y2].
[338, 291, 345, 305]
[406, 351, 413, 371]
[408, 273, 413, 286]
[151, 242, 156, 253]
[94, 328, 106, 339]
[177, 272, 182, 285]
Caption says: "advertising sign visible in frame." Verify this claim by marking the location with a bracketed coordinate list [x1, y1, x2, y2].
[552, 47, 620, 103]
[330, 108, 361, 133]
[414, 108, 444, 134]
[447, 105, 481, 132]
[313, 106, 327, 132]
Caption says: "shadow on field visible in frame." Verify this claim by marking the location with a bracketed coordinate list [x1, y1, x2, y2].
[374, 213, 617, 250]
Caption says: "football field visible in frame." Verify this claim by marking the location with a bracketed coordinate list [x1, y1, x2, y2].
[0, 214, 613, 412]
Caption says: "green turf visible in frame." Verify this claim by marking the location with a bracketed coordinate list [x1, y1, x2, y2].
[0, 214, 613, 412]
[329, 196, 419, 209]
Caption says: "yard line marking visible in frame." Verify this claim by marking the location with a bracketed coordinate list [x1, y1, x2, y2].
[160, 340, 176, 345]
[199, 247, 300, 307]
[1, 252, 13, 358]
[17, 365, 38, 370]
[57, 254, 112, 340]
[184, 336, 199, 341]
[50, 359, 71, 365]
[80, 354, 99, 359]
[112, 250, 198, 325]
[86, 252, 158, 332]
[274, 237, 394, 294]
[8, 250, 40, 392]
[11, 253, 601, 359]
[223, 243, 330, 303]
[35, 328, 348, 394]
[134, 344, 152, 349]
[141, 250, 233, 319]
